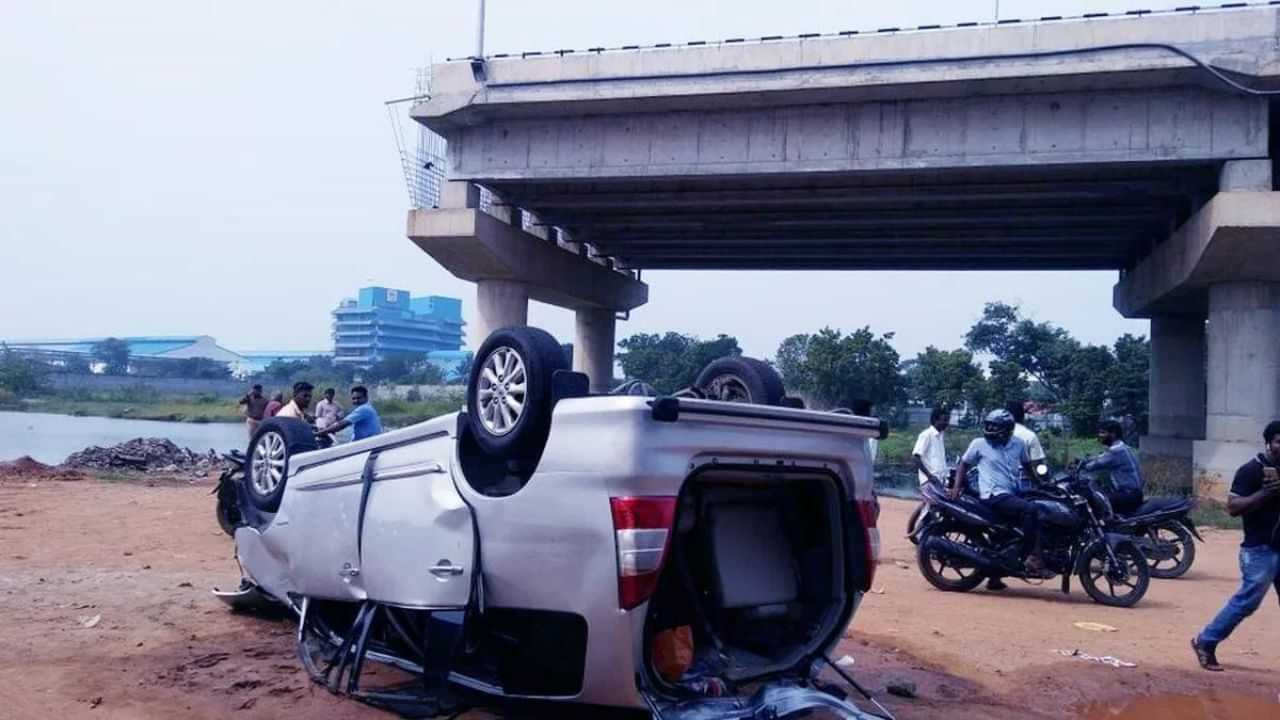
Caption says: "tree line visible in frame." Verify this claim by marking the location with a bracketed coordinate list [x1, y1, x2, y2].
[618, 302, 1150, 437]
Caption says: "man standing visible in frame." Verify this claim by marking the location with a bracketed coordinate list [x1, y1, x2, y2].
[912, 407, 949, 486]
[1192, 420, 1280, 672]
[275, 382, 314, 421]
[237, 384, 268, 438]
[318, 385, 383, 441]
[1081, 419, 1143, 514]
[264, 392, 284, 418]
[314, 388, 343, 434]
[1007, 401, 1047, 490]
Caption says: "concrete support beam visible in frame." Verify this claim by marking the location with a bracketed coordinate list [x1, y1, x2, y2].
[1141, 316, 1206, 478]
[1219, 159, 1272, 192]
[574, 308, 617, 393]
[475, 280, 529, 345]
[430, 88, 1265, 183]
[1194, 282, 1280, 493]
[1114, 192, 1280, 318]
[407, 206, 648, 313]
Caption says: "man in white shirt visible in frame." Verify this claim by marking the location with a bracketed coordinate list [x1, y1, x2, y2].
[314, 387, 343, 433]
[1007, 401, 1046, 490]
[912, 407, 950, 486]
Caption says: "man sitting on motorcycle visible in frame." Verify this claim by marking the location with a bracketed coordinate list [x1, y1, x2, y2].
[1080, 419, 1143, 515]
[951, 409, 1048, 574]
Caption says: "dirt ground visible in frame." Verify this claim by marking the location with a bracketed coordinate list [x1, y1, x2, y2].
[1, 477, 1277, 719]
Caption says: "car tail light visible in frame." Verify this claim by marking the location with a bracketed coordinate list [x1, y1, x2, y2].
[610, 496, 677, 610]
[854, 498, 880, 591]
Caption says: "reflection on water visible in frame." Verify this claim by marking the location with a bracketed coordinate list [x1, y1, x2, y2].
[875, 464, 921, 499]
[1081, 691, 1278, 720]
[0, 411, 246, 465]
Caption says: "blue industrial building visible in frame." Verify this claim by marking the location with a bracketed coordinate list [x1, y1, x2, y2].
[332, 287, 465, 367]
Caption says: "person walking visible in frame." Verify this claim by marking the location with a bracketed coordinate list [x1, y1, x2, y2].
[314, 387, 343, 433]
[1192, 420, 1280, 671]
[238, 384, 268, 438]
[264, 392, 284, 418]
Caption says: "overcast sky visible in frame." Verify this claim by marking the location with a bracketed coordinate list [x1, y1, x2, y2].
[2, 0, 1194, 360]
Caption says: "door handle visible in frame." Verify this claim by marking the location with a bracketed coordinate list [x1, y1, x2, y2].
[429, 560, 464, 578]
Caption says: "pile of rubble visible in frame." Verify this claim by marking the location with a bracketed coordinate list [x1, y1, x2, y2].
[0, 456, 87, 483]
[63, 438, 219, 477]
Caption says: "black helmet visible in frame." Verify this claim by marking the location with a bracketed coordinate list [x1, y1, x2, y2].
[983, 409, 1015, 445]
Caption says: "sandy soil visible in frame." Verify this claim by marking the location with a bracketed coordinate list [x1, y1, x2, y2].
[1, 477, 1277, 719]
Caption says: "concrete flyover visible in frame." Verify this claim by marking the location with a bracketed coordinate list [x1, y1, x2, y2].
[409, 4, 1280, 490]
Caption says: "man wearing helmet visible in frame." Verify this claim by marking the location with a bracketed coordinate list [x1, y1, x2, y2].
[951, 408, 1047, 574]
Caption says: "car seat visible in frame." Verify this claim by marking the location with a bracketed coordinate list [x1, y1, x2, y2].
[706, 503, 800, 620]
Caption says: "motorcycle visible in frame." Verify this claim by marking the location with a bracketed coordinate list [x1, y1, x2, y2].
[1102, 494, 1201, 579]
[907, 461, 1045, 544]
[213, 450, 247, 537]
[911, 470, 1151, 607]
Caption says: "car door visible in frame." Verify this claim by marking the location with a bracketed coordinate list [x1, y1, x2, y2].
[359, 436, 476, 608]
[273, 450, 370, 602]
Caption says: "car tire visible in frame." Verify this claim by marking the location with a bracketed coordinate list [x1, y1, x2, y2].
[695, 356, 785, 406]
[245, 418, 317, 513]
[467, 326, 568, 459]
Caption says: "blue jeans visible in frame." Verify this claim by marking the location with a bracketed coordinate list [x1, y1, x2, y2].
[1198, 545, 1280, 647]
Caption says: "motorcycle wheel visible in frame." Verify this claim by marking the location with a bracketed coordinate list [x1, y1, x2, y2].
[1146, 520, 1196, 579]
[916, 526, 987, 592]
[1079, 541, 1150, 607]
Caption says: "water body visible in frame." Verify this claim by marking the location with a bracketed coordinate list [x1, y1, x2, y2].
[0, 411, 247, 465]
[0, 410, 933, 493]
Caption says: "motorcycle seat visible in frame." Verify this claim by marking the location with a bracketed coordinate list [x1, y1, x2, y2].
[1128, 496, 1190, 518]
[948, 494, 999, 524]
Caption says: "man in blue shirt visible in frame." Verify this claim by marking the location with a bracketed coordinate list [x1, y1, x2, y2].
[1081, 419, 1144, 514]
[952, 409, 1046, 574]
[317, 385, 383, 442]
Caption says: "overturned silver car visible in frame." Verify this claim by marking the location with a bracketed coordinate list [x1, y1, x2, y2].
[218, 326, 889, 719]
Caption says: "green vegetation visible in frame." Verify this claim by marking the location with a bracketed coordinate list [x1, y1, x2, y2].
[877, 424, 1098, 469]
[617, 332, 742, 394]
[614, 300, 1151, 438]
[776, 327, 903, 409]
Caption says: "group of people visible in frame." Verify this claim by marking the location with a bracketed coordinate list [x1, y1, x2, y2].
[913, 402, 1141, 567]
[911, 402, 1280, 671]
[238, 382, 383, 443]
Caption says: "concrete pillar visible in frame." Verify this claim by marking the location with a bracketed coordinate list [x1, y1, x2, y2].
[1142, 316, 1206, 459]
[1193, 281, 1280, 493]
[1218, 159, 1272, 192]
[574, 308, 616, 393]
[474, 280, 529, 345]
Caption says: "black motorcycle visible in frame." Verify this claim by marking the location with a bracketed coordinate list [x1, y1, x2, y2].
[1108, 495, 1201, 579]
[912, 472, 1151, 607]
[213, 450, 247, 537]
